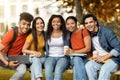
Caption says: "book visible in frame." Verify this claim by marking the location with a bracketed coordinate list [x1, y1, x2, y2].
[68, 53, 87, 56]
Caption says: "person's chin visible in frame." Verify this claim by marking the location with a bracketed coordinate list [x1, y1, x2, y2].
[88, 29, 94, 32]
[68, 30, 72, 32]
[38, 29, 43, 32]
[22, 31, 27, 34]
[68, 29, 73, 32]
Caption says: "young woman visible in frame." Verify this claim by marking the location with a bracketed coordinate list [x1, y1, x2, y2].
[22, 17, 46, 80]
[65, 16, 92, 80]
[44, 14, 70, 80]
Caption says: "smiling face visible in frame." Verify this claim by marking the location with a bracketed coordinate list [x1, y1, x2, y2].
[36, 19, 44, 32]
[66, 18, 77, 32]
[18, 20, 31, 34]
[52, 17, 61, 30]
[84, 17, 98, 33]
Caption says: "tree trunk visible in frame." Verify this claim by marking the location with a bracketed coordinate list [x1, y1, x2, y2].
[74, 0, 83, 23]
[99, 21, 120, 40]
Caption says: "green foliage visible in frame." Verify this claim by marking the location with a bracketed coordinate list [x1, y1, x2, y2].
[56, 0, 120, 26]
[56, 0, 120, 38]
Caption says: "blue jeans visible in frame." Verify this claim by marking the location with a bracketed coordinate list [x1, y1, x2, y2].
[29, 56, 46, 80]
[10, 64, 27, 80]
[71, 56, 88, 80]
[44, 56, 70, 80]
[85, 59, 118, 80]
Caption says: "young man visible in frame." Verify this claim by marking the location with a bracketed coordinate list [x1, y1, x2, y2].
[82, 13, 120, 80]
[0, 12, 33, 80]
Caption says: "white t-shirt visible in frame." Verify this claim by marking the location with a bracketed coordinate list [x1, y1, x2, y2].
[48, 36, 64, 57]
[92, 36, 108, 56]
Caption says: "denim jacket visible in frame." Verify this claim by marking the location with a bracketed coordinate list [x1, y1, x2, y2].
[92, 26, 120, 64]
[45, 31, 70, 57]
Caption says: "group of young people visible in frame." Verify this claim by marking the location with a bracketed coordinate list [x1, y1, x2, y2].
[0, 12, 120, 80]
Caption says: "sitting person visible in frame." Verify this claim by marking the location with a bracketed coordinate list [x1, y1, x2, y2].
[83, 13, 120, 80]
[0, 12, 33, 80]
[22, 17, 46, 80]
[65, 16, 91, 80]
[44, 14, 70, 80]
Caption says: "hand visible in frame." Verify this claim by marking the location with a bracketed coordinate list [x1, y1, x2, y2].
[93, 54, 112, 63]
[34, 52, 41, 57]
[65, 49, 74, 55]
[8, 60, 19, 68]
[93, 56, 104, 63]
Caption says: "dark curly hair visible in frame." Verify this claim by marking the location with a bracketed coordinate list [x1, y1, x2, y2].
[46, 14, 67, 40]
[20, 12, 34, 22]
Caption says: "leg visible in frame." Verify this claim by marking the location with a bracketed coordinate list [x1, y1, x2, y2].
[98, 59, 118, 80]
[71, 57, 87, 80]
[30, 57, 45, 80]
[30, 65, 35, 80]
[54, 57, 70, 80]
[10, 64, 27, 80]
[45, 57, 56, 80]
[85, 60, 102, 80]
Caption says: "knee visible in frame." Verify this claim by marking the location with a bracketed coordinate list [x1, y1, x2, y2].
[33, 57, 41, 63]
[72, 57, 83, 66]
[55, 63, 68, 73]
[44, 61, 50, 69]
[17, 64, 27, 75]
[44, 62, 53, 72]
[73, 57, 82, 62]
[85, 61, 94, 70]
[100, 65, 115, 73]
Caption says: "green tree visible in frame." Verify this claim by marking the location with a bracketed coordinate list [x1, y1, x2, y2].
[57, 0, 120, 39]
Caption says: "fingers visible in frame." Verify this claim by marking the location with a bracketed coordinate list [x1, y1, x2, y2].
[9, 61, 19, 68]
[34, 52, 41, 57]
[93, 56, 107, 63]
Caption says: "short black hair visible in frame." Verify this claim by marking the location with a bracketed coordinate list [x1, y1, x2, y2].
[66, 16, 77, 24]
[82, 13, 99, 26]
[19, 12, 34, 22]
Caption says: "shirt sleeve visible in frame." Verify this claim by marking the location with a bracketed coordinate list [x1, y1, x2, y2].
[82, 29, 90, 37]
[25, 34, 33, 43]
[1, 29, 14, 47]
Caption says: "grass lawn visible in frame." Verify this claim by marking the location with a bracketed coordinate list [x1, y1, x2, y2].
[0, 68, 73, 80]
[0, 68, 120, 80]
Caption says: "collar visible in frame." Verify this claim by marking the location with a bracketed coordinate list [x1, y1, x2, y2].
[90, 27, 99, 37]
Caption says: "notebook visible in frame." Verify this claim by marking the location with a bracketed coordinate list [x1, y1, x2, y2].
[68, 53, 87, 56]
[8, 55, 30, 64]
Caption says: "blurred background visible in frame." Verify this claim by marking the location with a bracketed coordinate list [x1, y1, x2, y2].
[0, 0, 120, 40]
[0, 0, 120, 80]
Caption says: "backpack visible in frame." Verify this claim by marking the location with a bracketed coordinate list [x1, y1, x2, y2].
[7, 26, 31, 56]
[0, 26, 19, 66]
[7, 26, 18, 56]
[9, 26, 18, 48]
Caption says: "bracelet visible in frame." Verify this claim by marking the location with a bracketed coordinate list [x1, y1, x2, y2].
[5, 61, 9, 67]
[7, 61, 10, 67]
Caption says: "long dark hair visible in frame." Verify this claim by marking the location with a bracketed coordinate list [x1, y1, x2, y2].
[32, 17, 45, 51]
[46, 14, 66, 40]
